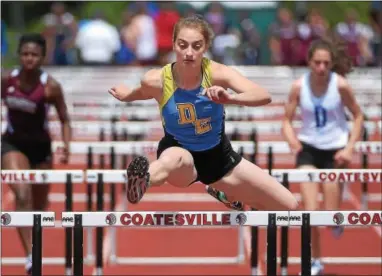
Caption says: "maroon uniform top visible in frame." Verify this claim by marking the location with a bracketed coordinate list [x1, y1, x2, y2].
[270, 22, 298, 65]
[335, 22, 361, 66]
[2, 69, 51, 143]
[295, 23, 326, 65]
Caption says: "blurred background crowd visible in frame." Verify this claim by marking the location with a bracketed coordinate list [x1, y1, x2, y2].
[1, 1, 381, 67]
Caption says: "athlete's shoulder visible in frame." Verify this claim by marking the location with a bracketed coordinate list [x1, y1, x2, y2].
[208, 59, 242, 87]
[334, 73, 353, 98]
[141, 68, 163, 90]
[47, 74, 62, 90]
[334, 72, 349, 90]
[290, 75, 304, 95]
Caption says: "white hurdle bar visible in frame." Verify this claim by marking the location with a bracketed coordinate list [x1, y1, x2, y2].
[86, 169, 382, 184]
[60, 210, 382, 276]
[3, 120, 381, 137]
[1, 171, 83, 276]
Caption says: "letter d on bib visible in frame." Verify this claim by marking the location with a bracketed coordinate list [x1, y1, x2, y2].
[177, 103, 196, 124]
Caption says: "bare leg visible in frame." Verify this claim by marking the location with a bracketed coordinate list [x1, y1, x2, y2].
[32, 161, 52, 210]
[323, 162, 348, 239]
[298, 165, 322, 260]
[148, 147, 198, 188]
[126, 147, 198, 203]
[1, 152, 32, 255]
[208, 158, 298, 210]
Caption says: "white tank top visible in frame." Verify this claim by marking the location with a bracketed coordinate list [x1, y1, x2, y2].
[135, 15, 157, 60]
[297, 72, 349, 150]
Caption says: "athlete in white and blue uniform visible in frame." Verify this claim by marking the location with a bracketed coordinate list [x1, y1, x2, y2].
[109, 15, 298, 212]
[283, 38, 364, 275]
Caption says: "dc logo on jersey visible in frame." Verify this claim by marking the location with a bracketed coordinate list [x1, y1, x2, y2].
[1, 213, 11, 226]
[235, 213, 247, 225]
[105, 213, 117, 225]
[7, 86, 15, 93]
[333, 212, 344, 225]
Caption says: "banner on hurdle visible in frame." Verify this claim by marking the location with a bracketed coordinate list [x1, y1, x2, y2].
[61, 211, 381, 227]
[0, 170, 84, 184]
[1, 212, 56, 227]
[86, 169, 382, 183]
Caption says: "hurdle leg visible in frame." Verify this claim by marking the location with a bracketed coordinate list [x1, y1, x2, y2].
[73, 214, 83, 276]
[301, 213, 312, 276]
[361, 129, 369, 210]
[86, 146, 95, 264]
[65, 174, 73, 275]
[109, 146, 117, 264]
[280, 174, 289, 275]
[267, 213, 277, 275]
[96, 173, 104, 275]
[32, 214, 42, 276]
[85, 183, 94, 263]
[250, 225, 258, 275]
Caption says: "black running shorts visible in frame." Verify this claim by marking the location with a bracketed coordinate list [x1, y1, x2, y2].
[296, 141, 343, 169]
[157, 133, 242, 185]
[1, 136, 52, 166]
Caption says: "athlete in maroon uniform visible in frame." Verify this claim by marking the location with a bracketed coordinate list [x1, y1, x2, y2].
[1, 33, 71, 275]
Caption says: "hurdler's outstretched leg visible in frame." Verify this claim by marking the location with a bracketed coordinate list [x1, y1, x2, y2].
[125, 147, 197, 204]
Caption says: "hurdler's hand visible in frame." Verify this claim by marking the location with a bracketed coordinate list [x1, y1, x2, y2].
[202, 86, 235, 104]
[108, 84, 132, 101]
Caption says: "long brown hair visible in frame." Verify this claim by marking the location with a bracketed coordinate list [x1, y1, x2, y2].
[172, 14, 215, 48]
[307, 36, 353, 76]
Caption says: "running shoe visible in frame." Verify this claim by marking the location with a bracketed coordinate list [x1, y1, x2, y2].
[299, 259, 324, 275]
[126, 156, 150, 204]
[332, 225, 345, 239]
[25, 254, 32, 275]
[206, 186, 244, 211]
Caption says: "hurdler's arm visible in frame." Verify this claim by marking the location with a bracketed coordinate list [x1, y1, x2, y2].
[108, 69, 163, 102]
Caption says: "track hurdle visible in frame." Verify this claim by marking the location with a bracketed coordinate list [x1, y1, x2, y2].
[1, 211, 56, 276]
[273, 170, 382, 275]
[86, 168, 381, 274]
[0, 170, 84, 275]
[60, 210, 382, 276]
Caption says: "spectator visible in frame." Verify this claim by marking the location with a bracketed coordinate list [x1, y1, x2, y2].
[183, 7, 197, 18]
[155, 2, 180, 65]
[237, 11, 261, 65]
[205, 2, 226, 36]
[335, 9, 364, 66]
[367, 7, 381, 65]
[1, 20, 7, 57]
[212, 24, 241, 65]
[123, 3, 157, 65]
[117, 10, 136, 65]
[295, 9, 328, 66]
[75, 11, 121, 65]
[269, 8, 298, 65]
[42, 2, 78, 65]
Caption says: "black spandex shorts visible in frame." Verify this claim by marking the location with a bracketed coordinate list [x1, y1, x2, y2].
[157, 134, 242, 185]
[1, 136, 52, 166]
[296, 141, 343, 169]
